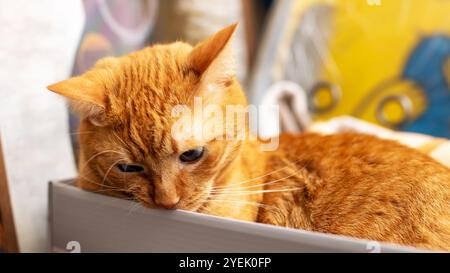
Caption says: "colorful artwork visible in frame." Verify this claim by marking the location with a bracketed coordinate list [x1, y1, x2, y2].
[264, 0, 450, 138]
[401, 36, 450, 137]
[70, 0, 159, 160]
[73, 0, 159, 75]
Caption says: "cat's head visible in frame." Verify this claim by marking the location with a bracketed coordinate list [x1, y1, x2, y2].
[48, 24, 248, 210]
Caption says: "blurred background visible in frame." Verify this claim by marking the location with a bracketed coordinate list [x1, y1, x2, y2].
[0, 0, 449, 252]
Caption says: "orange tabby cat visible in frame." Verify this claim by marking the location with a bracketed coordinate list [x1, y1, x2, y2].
[48, 25, 450, 251]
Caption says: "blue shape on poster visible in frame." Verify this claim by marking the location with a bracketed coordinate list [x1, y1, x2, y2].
[402, 35, 450, 138]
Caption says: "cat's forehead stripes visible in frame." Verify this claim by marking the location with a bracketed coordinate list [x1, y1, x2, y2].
[105, 43, 202, 159]
[49, 25, 238, 165]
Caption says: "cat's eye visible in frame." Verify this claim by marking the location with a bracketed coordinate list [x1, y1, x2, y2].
[179, 147, 205, 163]
[117, 163, 144, 173]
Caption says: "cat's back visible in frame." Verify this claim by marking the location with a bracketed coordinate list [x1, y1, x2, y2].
[275, 132, 450, 201]
[261, 132, 450, 250]
[277, 132, 449, 178]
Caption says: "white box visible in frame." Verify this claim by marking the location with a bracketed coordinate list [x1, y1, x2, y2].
[49, 181, 421, 253]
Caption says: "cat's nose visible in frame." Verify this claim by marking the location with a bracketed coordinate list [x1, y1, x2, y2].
[152, 173, 180, 209]
[154, 195, 180, 209]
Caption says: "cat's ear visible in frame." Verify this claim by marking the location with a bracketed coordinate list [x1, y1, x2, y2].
[47, 76, 107, 126]
[188, 23, 237, 87]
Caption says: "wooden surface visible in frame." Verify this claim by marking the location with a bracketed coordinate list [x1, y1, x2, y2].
[242, 0, 257, 68]
[0, 136, 19, 252]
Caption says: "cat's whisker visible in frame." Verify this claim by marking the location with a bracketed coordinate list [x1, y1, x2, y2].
[77, 173, 126, 191]
[112, 131, 131, 153]
[68, 131, 96, 136]
[184, 193, 209, 210]
[209, 159, 302, 189]
[89, 188, 132, 194]
[100, 158, 126, 187]
[212, 187, 302, 194]
[80, 150, 127, 171]
[206, 199, 282, 213]
[126, 201, 142, 216]
[209, 187, 303, 197]
[209, 167, 304, 193]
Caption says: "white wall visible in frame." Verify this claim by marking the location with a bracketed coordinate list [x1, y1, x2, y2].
[0, 0, 83, 252]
